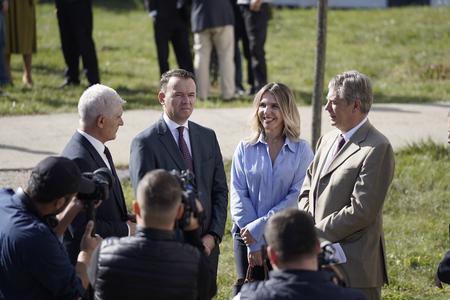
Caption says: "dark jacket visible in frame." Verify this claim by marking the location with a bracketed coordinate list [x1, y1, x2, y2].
[62, 131, 129, 264]
[239, 269, 366, 300]
[129, 118, 228, 240]
[91, 227, 211, 300]
[190, 0, 234, 32]
[438, 251, 450, 284]
[0, 189, 84, 300]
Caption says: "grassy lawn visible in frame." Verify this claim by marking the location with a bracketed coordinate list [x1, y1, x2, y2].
[121, 142, 450, 300]
[1, 4, 449, 115]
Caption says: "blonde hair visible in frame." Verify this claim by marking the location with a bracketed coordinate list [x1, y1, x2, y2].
[247, 82, 301, 143]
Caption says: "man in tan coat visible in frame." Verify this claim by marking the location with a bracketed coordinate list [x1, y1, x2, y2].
[298, 71, 395, 300]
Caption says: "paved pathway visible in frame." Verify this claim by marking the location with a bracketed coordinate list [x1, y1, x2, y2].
[0, 103, 448, 186]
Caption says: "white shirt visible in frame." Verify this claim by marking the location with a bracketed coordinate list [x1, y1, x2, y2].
[77, 129, 111, 170]
[163, 113, 192, 155]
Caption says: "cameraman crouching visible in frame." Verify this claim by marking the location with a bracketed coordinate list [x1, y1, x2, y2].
[0, 156, 102, 300]
[235, 209, 366, 300]
[88, 169, 211, 300]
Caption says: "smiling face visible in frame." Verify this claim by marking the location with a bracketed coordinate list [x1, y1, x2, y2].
[159, 76, 196, 125]
[258, 92, 284, 137]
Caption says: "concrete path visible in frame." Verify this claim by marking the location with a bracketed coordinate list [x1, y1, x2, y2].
[0, 102, 449, 173]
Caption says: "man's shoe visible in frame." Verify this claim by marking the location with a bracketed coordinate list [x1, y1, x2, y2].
[60, 80, 80, 88]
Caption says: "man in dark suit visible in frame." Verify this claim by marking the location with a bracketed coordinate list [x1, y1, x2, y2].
[145, 0, 193, 75]
[62, 84, 136, 265]
[55, 0, 100, 86]
[129, 69, 228, 299]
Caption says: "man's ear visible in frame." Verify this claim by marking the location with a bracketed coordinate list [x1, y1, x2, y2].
[267, 246, 279, 268]
[96, 114, 105, 129]
[175, 202, 184, 220]
[158, 91, 165, 105]
[353, 98, 362, 113]
[314, 239, 321, 255]
[132, 201, 140, 217]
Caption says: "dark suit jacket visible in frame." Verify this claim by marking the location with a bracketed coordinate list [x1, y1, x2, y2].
[299, 121, 395, 288]
[438, 251, 450, 284]
[146, 0, 190, 22]
[62, 131, 128, 264]
[191, 0, 234, 33]
[129, 117, 228, 240]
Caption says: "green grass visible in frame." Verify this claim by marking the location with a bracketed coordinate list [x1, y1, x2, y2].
[121, 142, 450, 299]
[1, 4, 449, 115]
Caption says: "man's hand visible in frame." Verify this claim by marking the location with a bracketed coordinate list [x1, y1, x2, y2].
[248, 250, 263, 267]
[240, 227, 256, 246]
[127, 220, 137, 236]
[202, 234, 215, 256]
[250, 0, 262, 11]
[80, 221, 102, 253]
[184, 199, 203, 231]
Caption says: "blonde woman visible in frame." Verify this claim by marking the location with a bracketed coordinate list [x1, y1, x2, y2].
[230, 82, 314, 284]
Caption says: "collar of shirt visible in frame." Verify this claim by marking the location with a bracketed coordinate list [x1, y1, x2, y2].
[254, 134, 296, 153]
[163, 113, 192, 154]
[340, 116, 368, 142]
[77, 129, 111, 169]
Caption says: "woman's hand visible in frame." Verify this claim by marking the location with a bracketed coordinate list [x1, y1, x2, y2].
[240, 227, 256, 246]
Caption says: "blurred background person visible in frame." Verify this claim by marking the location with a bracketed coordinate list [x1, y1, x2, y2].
[237, 0, 270, 95]
[230, 82, 314, 292]
[145, 0, 193, 76]
[55, 0, 100, 87]
[0, 0, 8, 88]
[230, 0, 253, 96]
[4, 0, 36, 87]
[191, 0, 235, 101]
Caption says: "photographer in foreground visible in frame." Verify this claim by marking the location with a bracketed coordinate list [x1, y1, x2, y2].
[0, 156, 102, 300]
[234, 209, 366, 300]
[88, 169, 211, 300]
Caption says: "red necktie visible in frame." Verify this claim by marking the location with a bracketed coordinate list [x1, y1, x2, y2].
[177, 126, 193, 172]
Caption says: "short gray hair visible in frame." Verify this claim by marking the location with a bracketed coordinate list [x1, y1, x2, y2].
[328, 71, 373, 114]
[78, 84, 126, 125]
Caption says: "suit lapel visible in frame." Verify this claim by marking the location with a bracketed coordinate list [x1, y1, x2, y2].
[75, 132, 107, 169]
[188, 121, 202, 177]
[76, 132, 127, 215]
[157, 118, 186, 170]
[322, 121, 372, 177]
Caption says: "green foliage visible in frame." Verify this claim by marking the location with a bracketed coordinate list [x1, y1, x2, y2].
[1, 5, 450, 115]
[120, 142, 450, 299]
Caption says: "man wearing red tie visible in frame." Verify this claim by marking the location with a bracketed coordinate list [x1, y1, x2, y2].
[129, 69, 228, 299]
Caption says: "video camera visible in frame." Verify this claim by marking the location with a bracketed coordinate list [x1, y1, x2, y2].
[319, 241, 346, 287]
[77, 167, 113, 235]
[170, 170, 204, 229]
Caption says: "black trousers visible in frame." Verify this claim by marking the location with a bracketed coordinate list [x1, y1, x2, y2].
[56, 0, 100, 85]
[153, 16, 193, 76]
[239, 3, 269, 92]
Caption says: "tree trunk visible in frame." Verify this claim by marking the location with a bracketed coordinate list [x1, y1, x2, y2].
[311, 0, 328, 151]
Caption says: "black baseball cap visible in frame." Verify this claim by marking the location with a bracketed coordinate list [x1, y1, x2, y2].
[29, 156, 94, 201]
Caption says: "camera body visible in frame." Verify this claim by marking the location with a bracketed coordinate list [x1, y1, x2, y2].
[77, 168, 113, 235]
[170, 169, 204, 228]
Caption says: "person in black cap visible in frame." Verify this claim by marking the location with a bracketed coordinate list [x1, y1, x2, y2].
[0, 156, 102, 300]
